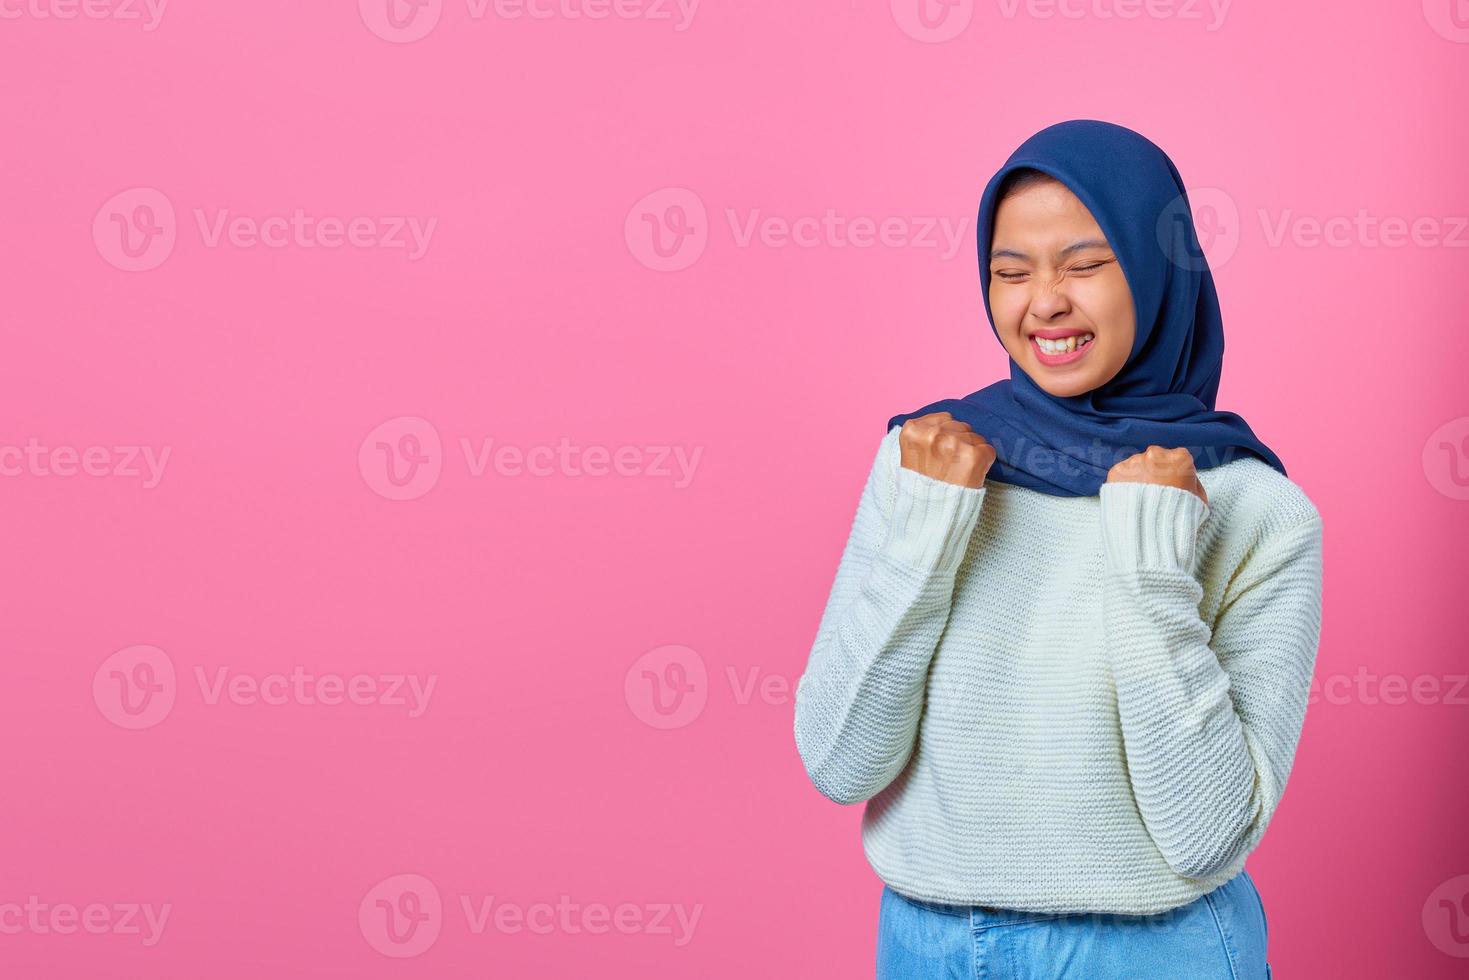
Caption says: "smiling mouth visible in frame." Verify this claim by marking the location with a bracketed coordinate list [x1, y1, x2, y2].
[1029, 331, 1095, 365]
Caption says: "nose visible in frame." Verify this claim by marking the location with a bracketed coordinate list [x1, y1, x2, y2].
[1027, 280, 1073, 322]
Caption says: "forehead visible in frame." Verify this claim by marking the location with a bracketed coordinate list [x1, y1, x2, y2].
[991, 180, 1106, 242]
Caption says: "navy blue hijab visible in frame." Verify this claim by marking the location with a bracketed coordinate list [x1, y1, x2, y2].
[887, 119, 1286, 497]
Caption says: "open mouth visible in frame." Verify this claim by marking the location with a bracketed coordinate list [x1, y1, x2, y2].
[1029, 332, 1094, 366]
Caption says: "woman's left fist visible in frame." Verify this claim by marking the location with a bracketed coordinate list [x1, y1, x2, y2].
[1105, 445, 1208, 506]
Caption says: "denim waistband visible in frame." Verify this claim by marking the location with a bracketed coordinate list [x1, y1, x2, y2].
[886, 876, 1241, 931]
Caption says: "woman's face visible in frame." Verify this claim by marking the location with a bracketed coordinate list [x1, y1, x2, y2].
[988, 178, 1136, 398]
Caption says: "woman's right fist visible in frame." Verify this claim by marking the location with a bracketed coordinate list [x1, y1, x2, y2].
[897, 412, 996, 490]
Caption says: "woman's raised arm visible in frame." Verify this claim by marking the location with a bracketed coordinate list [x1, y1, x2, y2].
[793, 425, 987, 805]
[1098, 480, 1324, 879]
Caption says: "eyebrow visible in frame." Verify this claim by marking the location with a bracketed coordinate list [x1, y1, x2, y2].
[990, 238, 1112, 262]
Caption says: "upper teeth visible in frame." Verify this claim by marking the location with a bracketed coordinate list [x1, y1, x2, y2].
[1035, 333, 1093, 353]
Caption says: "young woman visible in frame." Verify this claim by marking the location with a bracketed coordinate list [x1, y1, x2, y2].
[793, 120, 1322, 979]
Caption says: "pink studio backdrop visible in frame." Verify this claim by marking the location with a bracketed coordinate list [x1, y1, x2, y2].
[1, 2, 1466, 977]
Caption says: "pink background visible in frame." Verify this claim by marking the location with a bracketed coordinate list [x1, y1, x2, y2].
[2, 1, 1467, 976]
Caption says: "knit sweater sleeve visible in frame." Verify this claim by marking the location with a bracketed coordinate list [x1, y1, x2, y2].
[794, 426, 987, 806]
[1098, 480, 1324, 879]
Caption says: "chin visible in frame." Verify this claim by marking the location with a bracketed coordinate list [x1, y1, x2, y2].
[1017, 359, 1098, 397]
[1036, 377, 1095, 397]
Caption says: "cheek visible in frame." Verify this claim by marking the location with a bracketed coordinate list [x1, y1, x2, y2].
[1083, 281, 1135, 372]
[1093, 277, 1134, 329]
[989, 286, 1027, 330]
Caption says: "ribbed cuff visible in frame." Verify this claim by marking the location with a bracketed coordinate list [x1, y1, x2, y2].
[879, 466, 986, 574]
[1099, 481, 1210, 573]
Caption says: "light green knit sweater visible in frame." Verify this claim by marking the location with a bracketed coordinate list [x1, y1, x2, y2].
[794, 424, 1324, 915]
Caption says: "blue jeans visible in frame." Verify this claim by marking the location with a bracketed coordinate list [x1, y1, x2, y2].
[876, 868, 1271, 979]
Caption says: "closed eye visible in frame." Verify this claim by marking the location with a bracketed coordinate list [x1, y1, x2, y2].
[993, 257, 1115, 282]
[1070, 256, 1119, 274]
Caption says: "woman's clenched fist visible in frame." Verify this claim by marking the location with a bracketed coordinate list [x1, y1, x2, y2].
[898, 412, 996, 489]
[1105, 445, 1209, 506]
